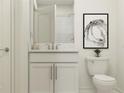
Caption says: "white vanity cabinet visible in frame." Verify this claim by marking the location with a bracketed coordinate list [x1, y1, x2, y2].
[29, 52, 79, 93]
[29, 1, 78, 93]
[30, 63, 78, 93]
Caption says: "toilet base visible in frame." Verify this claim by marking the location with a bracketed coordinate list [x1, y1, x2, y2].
[93, 75, 116, 93]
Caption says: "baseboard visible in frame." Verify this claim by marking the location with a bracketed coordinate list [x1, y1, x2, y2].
[79, 87, 95, 93]
[79, 87, 124, 93]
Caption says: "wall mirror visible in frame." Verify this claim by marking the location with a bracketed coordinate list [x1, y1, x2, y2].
[30, 0, 74, 50]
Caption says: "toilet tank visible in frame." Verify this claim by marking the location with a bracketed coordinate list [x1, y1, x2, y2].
[86, 57, 109, 76]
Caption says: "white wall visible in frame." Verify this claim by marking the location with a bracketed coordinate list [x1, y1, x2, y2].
[14, 0, 118, 93]
[74, 0, 117, 92]
[14, 0, 29, 93]
[117, 0, 124, 91]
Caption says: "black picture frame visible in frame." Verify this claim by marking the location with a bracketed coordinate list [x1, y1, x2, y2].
[83, 13, 109, 49]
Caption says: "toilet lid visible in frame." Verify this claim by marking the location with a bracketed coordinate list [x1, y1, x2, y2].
[93, 75, 115, 82]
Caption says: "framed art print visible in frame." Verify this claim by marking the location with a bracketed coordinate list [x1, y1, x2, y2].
[83, 13, 109, 49]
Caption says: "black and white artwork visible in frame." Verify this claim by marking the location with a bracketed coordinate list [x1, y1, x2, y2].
[83, 13, 109, 49]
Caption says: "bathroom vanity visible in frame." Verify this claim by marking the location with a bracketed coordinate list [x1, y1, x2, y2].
[29, 51, 79, 93]
[28, 0, 79, 93]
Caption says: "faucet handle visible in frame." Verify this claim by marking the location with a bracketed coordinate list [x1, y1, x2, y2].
[46, 43, 51, 50]
[55, 44, 61, 50]
[51, 43, 54, 50]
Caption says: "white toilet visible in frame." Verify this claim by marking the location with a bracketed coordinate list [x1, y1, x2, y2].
[86, 57, 116, 93]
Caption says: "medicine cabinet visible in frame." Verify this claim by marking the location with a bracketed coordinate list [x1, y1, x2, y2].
[30, 0, 76, 51]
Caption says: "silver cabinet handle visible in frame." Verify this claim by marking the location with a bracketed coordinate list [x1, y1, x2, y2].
[53, 64, 55, 93]
[55, 65, 57, 80]
[51, 65, 53, 80]
[0, 47, 9, 52]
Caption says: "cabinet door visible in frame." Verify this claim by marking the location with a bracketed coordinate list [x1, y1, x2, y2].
[55, 64, 78, 93]
[30, 63, 53, 93]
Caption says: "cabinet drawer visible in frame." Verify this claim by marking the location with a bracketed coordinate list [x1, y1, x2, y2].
[29, 53, 79, 63]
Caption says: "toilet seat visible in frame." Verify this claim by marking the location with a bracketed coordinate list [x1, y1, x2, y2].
[93, 74, 116, 86]
[93, 74, 115, 82]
